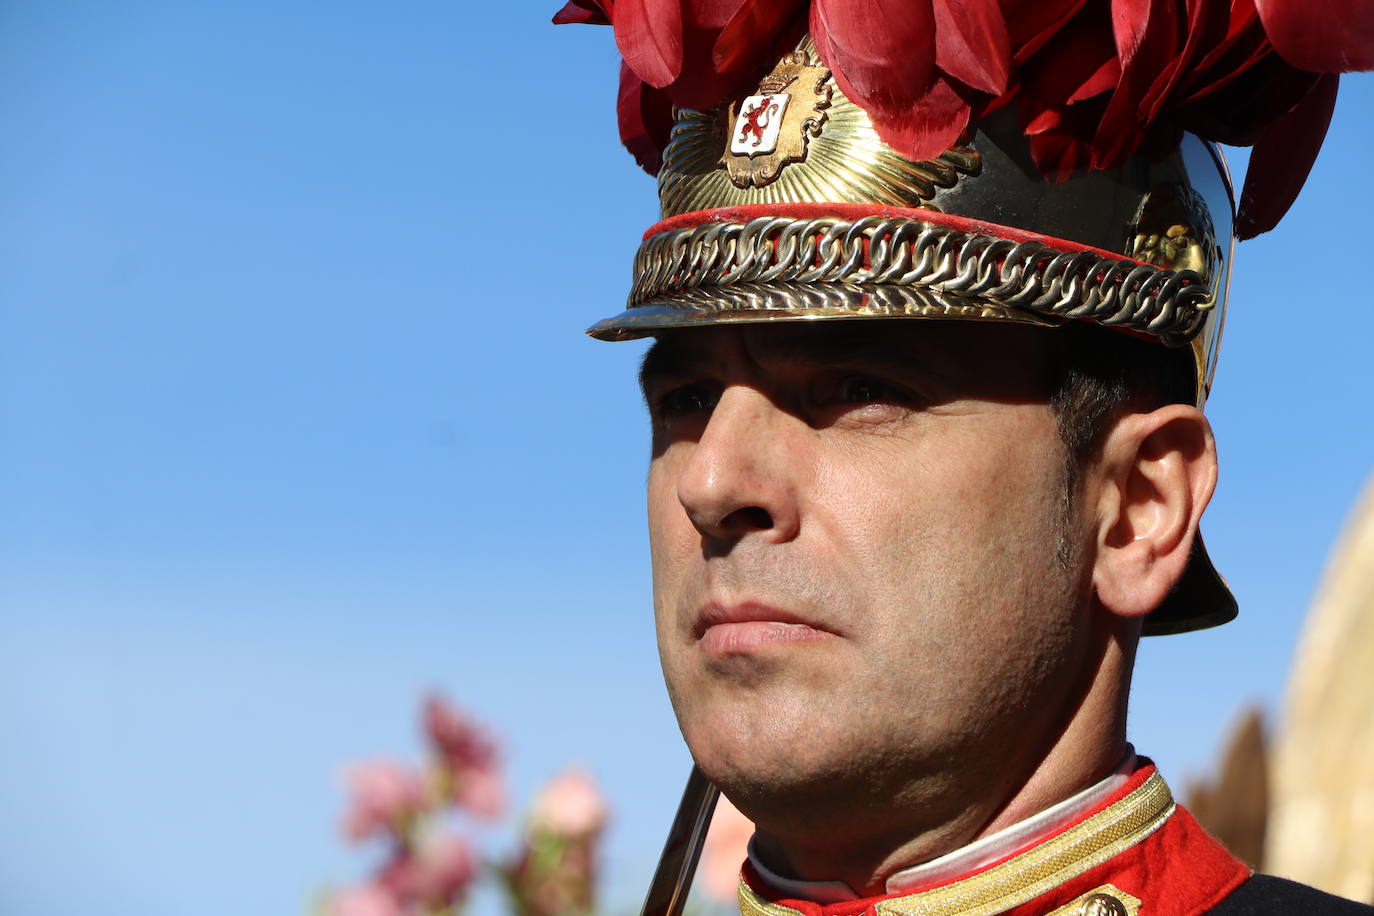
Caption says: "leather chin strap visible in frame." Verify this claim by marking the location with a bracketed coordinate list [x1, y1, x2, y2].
[641, 765, 720, 916]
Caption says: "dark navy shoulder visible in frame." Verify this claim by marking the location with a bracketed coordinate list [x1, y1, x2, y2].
[1208, 875, 1374, 914]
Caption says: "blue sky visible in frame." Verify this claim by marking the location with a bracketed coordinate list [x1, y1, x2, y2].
[2, 4, 1372, 914]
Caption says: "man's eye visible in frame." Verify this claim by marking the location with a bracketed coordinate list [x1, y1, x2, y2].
[836, 375, 902, 404]
[655, 383, 720, 417]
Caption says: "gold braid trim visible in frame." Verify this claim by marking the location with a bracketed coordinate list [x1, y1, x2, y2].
[737, 772, 1175, 916]
[631, 218, 1213, 346]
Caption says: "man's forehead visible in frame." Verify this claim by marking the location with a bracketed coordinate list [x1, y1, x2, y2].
[638, 320, 1053, 389]
[643, 322, 918, 371]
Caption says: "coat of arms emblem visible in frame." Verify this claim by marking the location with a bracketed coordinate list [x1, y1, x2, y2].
[720, 51, 832, 189]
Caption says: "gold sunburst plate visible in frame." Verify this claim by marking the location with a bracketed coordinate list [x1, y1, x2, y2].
[659, 40, 980, 219]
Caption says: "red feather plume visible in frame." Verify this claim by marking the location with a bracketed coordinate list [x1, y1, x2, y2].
[1255, 0, 1374, 72]
[556, 0, 1373, 237]
[552, 0, 610, 26]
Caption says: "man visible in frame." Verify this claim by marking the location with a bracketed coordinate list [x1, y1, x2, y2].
[558, 2, 1373, 913]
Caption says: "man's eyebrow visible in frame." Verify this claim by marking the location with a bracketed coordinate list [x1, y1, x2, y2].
[637, 342, 662, 398]
[637, 328, 944, 397]
[756, 328, 936, 380]
[637, 335, 714, 395]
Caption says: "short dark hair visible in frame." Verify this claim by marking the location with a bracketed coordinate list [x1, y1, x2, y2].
[1047, 322, 1198, 481]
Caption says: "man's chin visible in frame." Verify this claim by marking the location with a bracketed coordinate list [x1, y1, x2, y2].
[694, 746, 882, 851]
[683, 707, 856, 797]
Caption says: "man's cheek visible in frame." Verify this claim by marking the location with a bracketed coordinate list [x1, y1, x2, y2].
[648, 513, 699, 579]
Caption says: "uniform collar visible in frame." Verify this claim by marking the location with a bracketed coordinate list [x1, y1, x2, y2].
[737, 758, 1250, 916]
[747, 750, 1138, 903]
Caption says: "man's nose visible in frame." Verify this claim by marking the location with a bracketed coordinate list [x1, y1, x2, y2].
[675, 386, 802, 545]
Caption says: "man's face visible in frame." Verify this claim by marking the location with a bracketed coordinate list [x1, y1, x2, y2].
[641, 321, 1096, 841]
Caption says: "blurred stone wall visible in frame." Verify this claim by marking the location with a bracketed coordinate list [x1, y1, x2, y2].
[1184, 706, 1268, 870]
[1266, 476, 1374, 902]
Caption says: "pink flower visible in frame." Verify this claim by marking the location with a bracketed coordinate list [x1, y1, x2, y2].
[454, 764, 505, 821]
[414, 830, 479, 904]
[699, 795, 754, 904]
[506, 832, 599, 916]
[503, 769, 608, 916]
[424, 693, 499, 771]
[328, 884, 405, 916]
[423, 693, 505, 821]
[528, 768, 608, 838]
[378, 831, 478, 908]
[339, 758, 428, 843]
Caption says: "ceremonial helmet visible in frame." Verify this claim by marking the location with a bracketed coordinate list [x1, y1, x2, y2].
[558, 0, 1370, 635]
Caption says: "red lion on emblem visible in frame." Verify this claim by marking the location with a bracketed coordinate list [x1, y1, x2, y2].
[738, 97, 780, 147]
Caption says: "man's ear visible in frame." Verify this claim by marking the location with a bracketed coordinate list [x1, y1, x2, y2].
[1091, 404, 1218, 619]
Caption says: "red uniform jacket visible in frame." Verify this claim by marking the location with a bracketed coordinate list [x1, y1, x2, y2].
[735, 764, 1371, 916]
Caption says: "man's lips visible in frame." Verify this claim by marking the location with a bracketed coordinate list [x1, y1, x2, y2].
[694, 602, 837, 655]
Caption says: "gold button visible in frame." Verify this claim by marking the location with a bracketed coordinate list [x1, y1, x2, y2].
[1079, 893, 1128, 916]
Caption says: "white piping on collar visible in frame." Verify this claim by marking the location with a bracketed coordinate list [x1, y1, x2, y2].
[746, 747, 1138, 904]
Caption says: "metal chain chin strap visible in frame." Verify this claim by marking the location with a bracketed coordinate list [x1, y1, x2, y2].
[629, 216, 1214, 344]
[633, 280, 1028, 319]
